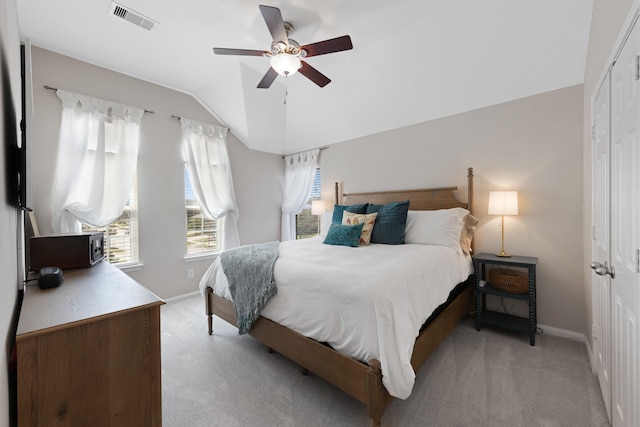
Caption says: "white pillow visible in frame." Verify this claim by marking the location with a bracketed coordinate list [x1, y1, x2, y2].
[405, 208, 469, 253]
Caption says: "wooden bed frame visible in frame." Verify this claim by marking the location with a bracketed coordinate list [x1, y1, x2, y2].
[204, 167, 475, 426]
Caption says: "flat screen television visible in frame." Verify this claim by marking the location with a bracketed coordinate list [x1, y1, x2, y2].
[1, 39, 17, 207]
[18, 40, 33, 211]
[2, 39, 32, 211]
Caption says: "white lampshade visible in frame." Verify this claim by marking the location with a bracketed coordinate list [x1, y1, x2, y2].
[488, 191, 519, 216]
[311, 200, 326, 216]
[270, 53, 302, 76]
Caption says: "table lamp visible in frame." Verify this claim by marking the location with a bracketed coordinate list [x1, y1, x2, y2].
[488, 191, 518, 257]
[311, 200, 325, 216]
[311, 200, 325, 233]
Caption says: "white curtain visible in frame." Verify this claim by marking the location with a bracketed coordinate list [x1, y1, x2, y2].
[281, 149, 320, 241]
[51, 90, 144, 233]
[182, 118, 240, 249]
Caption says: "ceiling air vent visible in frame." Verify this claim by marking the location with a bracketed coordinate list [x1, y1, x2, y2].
[109, 2, 157, 31]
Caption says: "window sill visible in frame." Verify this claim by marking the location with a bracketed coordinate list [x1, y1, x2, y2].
[116, 262, 144, 273]
[184, 252, 218, 263]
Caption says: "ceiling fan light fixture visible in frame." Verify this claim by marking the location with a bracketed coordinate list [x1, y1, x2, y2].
[270, 53, 301, 76]
[213, 5, 353, 88]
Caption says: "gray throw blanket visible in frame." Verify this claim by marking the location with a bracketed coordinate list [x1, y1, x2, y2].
[220, 241, 279, 335]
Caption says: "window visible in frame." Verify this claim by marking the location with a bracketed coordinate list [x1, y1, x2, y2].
[82, 178, 139, 266]
[185, 169, 220, 255]
[295, 167, 321, 239]
[51, 90, 143, 265]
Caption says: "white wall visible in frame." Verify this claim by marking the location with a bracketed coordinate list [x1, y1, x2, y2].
[321, 85, 585, 334]
[582, 0, 635, 353]
[0, 0, 21, 424]
[29, 47, 283, 299]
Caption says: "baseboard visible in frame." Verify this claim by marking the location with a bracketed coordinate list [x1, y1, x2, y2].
[538, 323, 586, 343]
[164, 290, 200, 303]
[540, 324, 597, 372]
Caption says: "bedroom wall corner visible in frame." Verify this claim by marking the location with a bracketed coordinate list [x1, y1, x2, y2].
[226, 131, 284, 246]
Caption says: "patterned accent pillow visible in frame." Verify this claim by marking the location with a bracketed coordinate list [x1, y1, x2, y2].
[332, 203, 369, 224]
[460, 213, 479, 255]
[323, 223, 365, 247]
[366, 200, 410, 245]
[342, 211, 378, 245]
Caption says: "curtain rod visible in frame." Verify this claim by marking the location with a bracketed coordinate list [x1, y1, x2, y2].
[171, 114, 230, 132]
[282, 146, 328, 158]
[44, 85, 155, 114]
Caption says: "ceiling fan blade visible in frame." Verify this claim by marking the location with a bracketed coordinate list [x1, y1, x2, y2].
[259, 5, 288, 43]
[213, 47, 267, 56]
[299, 61, 331, 88]
[257, 67, 279, 89]
[301, 35, 353, 58]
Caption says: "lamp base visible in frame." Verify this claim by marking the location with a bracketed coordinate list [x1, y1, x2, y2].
[495, 250, 511, 258]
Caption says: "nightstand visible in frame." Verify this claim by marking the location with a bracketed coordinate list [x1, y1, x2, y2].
[473, 252, 538, 345]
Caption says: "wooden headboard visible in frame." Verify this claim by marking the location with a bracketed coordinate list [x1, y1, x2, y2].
[337, 167, 474, 214]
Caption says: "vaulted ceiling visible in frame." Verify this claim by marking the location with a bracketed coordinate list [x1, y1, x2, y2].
[16, 0, 593, 155]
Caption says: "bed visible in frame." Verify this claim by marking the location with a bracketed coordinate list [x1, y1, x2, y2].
[202, 167, 475, 426]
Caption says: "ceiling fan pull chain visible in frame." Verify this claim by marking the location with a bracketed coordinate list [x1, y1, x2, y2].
[284, 76, 288, 105]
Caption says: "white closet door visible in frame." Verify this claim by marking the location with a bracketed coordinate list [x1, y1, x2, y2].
[610, 17, 640, 427]
[592, 72, 611, 421]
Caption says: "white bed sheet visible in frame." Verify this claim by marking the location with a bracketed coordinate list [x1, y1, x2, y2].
[199, 237, 473, 399]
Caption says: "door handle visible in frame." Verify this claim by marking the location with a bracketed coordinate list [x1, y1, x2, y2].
[592, 260, 615, 279]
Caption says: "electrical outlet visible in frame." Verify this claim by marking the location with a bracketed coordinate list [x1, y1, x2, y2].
[187, 268, 194, 279]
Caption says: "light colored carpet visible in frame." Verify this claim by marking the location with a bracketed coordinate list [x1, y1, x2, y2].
[161, 293, 610, 427]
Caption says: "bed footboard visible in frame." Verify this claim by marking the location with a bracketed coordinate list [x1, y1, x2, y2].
[204, 280, 472, 427]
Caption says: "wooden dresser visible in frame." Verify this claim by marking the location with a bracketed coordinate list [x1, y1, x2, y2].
[16, 261, 165, 426]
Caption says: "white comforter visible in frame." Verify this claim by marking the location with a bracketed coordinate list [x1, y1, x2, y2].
[199, 237, 473, 399]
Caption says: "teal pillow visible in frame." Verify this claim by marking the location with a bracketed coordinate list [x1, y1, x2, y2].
[367, 200, 410, 245]
[323, 223, 365, 247]
[332, 203, 368, 224]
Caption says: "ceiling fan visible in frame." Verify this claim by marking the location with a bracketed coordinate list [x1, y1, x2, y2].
[213, 5, 353, 89]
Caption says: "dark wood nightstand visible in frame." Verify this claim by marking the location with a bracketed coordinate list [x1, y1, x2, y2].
[473, 252, 538, 345]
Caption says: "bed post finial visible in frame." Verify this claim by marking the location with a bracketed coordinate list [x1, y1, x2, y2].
[467, 167, 474, 215]
[467, 167, 475, 255]
[335, 182, 339, 205]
